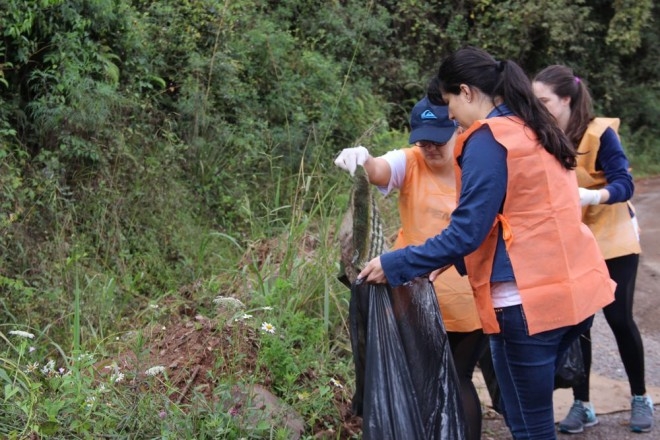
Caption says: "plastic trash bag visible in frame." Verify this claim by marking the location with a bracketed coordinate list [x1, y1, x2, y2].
[554, 337, 586, 389]
[349, 277, 467, 440]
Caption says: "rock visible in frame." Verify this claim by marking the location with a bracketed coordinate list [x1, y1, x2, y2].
[230, 384, 305, 439]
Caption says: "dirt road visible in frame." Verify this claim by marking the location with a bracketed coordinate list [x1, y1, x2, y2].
[481, 175, 660, 439]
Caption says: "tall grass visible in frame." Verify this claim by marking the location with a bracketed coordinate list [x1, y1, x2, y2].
[0, 148, 364, 438]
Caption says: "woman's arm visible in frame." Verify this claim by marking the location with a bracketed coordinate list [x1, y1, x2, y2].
[361, 127, 508, 285]
[363, 156, 392, 187]
[597, 127, 634, 204]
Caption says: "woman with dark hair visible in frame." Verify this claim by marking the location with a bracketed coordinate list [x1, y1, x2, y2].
[358, 46, 616, 439]
[534, 65, 652, 434]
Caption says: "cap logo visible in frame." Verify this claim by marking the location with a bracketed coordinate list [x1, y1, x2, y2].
[420, 110, 437, 120]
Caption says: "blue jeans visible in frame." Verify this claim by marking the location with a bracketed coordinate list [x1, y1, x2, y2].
[490, 305, 594, 439]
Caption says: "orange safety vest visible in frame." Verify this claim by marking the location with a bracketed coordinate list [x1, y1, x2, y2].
[392, 147, 482, 332]
[454, 117, 615, 335]
[575, 118, 641, 259]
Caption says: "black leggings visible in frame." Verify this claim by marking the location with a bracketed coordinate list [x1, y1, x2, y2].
[447, 329, 491, 440]
[574, 253, 646, 400]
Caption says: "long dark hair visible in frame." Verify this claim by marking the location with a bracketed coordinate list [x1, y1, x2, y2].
[533, 64, 594, 147]
[436, 46, 576, 169]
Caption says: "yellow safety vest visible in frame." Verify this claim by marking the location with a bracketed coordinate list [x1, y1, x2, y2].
[575, 118, 641, 259]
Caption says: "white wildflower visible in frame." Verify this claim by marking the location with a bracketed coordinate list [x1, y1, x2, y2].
[213, 296, 245, 309]
[29, 346, 36, 353]
[260, 322, 276, 334]
[330, 378, 344, 389]
[111, 372, 125, 383]
[25, 362, 39, 373]
[234, 313, 253, 322]
[41, 359, 55, 375]
[262, 306, 274, 311]
[105, 362, 123, 383]
[145, 365, 166, 376]
[85, 396, 96, 407]
[9, 330, 34, 339]
[76, 353, 95, 363]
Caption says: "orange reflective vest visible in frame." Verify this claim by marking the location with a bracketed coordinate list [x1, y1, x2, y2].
[392, 147, 482, 332]
[454, 117, 615, 335]
[575, 118, 641, 259]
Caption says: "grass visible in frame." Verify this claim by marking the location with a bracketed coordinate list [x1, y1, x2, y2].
[0, 150, 364, 439]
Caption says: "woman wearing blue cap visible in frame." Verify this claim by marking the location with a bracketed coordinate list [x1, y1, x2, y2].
[334, 95, 493, 440]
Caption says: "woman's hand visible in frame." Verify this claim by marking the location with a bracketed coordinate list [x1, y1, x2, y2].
[358, 256, 388, 283]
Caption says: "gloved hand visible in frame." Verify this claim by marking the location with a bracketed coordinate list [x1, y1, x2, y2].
[578, 187, 601, 206]
[334, 146, 370, 176]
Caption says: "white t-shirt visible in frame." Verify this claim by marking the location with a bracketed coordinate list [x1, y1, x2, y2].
[377, 149, 407, 195]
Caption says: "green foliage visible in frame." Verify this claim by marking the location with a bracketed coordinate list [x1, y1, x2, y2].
[465, 0, 598, 63]
[606, 0, 653, 55]
[0, 330, 184, 438]
[619, 85, 660, 177]
[258, 310, 325, 390]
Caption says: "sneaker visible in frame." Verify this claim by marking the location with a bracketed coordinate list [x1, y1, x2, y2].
[630, 395, 654, 433]
[558, 400, 599, 434]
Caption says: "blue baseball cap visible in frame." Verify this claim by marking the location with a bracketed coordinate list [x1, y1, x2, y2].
[408, 96, 456, 144]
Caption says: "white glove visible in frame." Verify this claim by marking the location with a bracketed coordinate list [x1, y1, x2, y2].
[631, 215, 640, 241]
[578, 187, 601, 206]
[334, 146, 370, 176]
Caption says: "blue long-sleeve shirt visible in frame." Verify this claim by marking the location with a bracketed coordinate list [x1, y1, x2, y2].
[382, 106, 515, 287]
[597, 127, 634, 203]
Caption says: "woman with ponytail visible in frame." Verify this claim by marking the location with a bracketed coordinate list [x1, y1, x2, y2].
[358, 46, 615, 439]
[534, 65, 652, 435]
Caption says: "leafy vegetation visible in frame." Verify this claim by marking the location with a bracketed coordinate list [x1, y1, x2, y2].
[1, 0, 658, 438]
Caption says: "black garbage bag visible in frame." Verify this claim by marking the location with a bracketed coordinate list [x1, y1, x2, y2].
[349, 277, 466, 440]
[554, 337, 586, 389]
